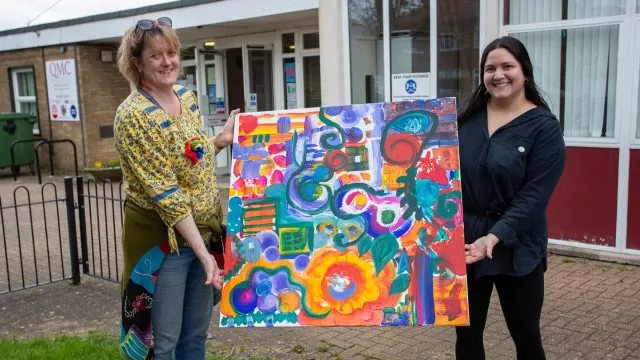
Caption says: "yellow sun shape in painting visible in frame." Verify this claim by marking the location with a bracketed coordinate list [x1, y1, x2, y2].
[305, 249, 379, 315]
[300, 248, 399, 326]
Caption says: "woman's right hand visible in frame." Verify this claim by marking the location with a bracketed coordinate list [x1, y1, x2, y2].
[175, 216, 224, 289]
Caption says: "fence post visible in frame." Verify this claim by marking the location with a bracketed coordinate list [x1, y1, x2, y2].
[76, 176, 89, 274]
[64, 176, 81, 285]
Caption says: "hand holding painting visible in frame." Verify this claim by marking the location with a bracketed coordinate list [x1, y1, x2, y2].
[212, 108, 241, 153]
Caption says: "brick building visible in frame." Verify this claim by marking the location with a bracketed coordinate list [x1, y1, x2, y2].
[0, 45, 129, 171]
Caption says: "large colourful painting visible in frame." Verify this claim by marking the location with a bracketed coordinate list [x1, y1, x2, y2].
[220, 98, 469, 327]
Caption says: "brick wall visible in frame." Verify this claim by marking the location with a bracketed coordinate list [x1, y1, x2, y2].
[76, 45, 131, 166]
[0, 44, 130, 174]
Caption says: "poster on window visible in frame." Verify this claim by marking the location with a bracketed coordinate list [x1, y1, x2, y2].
[286, 83, 297, 109]
[391, 72, 431, 103]
[46, 59, 80, 121]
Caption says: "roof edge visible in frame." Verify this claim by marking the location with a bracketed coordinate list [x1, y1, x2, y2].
[0, 0, 219, 37]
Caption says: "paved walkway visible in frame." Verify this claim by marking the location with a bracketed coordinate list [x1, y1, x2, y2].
[1, 172, 639, 359]
[205, 254, 640, 360]
[1, 244, 638, 359]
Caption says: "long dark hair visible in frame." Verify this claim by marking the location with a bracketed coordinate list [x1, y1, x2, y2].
[458, 36, 550, 126]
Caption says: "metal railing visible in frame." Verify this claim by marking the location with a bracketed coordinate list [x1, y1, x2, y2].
[81, 178, 124, 283]
[34, 140, 79, 184]
[0, 178, 75, 293]
[0, 176, 124, 294]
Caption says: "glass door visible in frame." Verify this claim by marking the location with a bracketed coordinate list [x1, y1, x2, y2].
[242, 44, 275, 112]
[387, 0, 438, 103]
[177, 62, 198, 95]
[196, 51, 230, 175]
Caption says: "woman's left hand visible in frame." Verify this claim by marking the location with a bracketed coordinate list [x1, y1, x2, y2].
[465, 234, 500, 264]
[213, 108, 240, 150]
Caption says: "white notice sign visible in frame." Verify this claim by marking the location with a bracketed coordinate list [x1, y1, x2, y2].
[247, 93, 258, 112]
[391, 72, 431, 102]
[46, 59, 80, 121]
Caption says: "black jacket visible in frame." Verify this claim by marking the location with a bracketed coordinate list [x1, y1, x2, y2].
[458, 106, 566, 278]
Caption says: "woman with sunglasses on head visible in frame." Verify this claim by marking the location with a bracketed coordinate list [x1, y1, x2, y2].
[455, 36, 566, 360]
[115, 17, 239, 360]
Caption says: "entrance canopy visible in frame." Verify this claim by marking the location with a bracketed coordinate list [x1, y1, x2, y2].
[0, 0, 319, 52]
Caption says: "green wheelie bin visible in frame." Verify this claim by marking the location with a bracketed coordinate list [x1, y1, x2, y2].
[0, 112, 37, 175]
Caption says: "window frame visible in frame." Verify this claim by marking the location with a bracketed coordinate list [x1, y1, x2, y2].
[630, 15, 640, 148]
[501, 14, 629, 147]
[343, 0, 481, 106]
[501, 0, 640, 254]
[502, 0, 628, 26]
[275, 28, 320, 109]
[298, 29, 321, 108]
[10, 67, 40, 135]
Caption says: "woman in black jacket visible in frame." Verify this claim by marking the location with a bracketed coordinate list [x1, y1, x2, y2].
[455, 36, 566, 360]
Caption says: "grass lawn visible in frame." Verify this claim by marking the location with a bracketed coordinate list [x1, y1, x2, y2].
[0, 333, 120, 360]
[0, 333, 247, 360]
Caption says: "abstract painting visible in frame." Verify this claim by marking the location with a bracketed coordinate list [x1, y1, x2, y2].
[220, 98, 469, 327]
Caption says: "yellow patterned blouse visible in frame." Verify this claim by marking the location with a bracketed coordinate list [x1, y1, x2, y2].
[114, 85, 223, 252]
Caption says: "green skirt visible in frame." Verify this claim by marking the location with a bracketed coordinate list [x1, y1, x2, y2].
[119, 200, 223, 360]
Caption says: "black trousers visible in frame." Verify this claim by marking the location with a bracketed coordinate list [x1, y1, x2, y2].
[455, 262, 546, 360]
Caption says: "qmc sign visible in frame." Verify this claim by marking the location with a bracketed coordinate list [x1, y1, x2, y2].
[45, 59, 80, 122]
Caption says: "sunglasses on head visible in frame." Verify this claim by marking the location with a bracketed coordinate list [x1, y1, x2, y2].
[135, 17, 172, 32]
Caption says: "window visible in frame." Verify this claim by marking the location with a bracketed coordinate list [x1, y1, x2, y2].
[283, 57, 297, 109]
[10, 68, 39, 134]
[348, 0, 478, 105]
[177, 65, 197, 94]
[637, 63, 640, 139]
[512, 26, 618, 138]
[390, 1, 430, 77]
[505, 0, 626, 25]
[303, 55, 321, 107]
[636, 18, 640, 140]
[282, 31, 320, 109]
[283, 32, 297, 109]
[282, 33, 295, 53]
[506, 0, 623, 139]
[505, 0, 626, 139]
[348, 0, 384, 104]
[303, 33, 320, 50]
[204, 64, 216, 115]
[437, 0, 480, 102]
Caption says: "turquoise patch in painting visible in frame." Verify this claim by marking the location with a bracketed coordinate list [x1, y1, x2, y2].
[415, 179, 440, 219]
[434, 228, 449, 242]
[227, 196, 244, 234]
[312, 166, 331, 182]
[389, 111, 432, 134]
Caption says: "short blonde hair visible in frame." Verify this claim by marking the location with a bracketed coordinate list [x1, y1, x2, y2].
[117, 21, 181, 88]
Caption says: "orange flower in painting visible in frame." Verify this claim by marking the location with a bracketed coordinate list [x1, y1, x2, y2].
[298, 248, 400, 326]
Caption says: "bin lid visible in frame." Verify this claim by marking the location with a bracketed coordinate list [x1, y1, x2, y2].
[0, 112, 37, 123]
